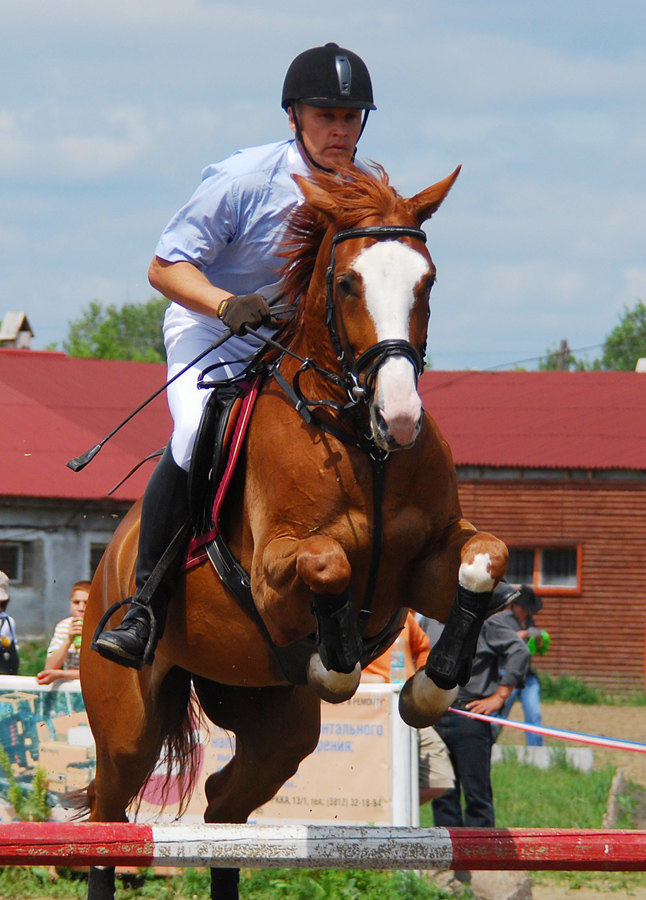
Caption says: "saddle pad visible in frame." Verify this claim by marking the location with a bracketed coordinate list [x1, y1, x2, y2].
[184, 377, 261, 570]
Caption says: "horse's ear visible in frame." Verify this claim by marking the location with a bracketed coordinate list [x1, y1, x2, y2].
[407, 165, 461, 225]
[293, 174, 338, 222]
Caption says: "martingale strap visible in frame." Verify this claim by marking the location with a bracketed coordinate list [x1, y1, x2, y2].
[271, 365, 387, 631]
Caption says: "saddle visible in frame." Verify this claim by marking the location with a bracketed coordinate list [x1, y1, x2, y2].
[185, 379, 403, 684]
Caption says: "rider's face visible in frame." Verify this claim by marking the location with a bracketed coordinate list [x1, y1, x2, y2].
[289, 103, 363, 169]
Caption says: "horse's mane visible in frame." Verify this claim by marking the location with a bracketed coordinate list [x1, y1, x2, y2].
[280, 163, 403, 307]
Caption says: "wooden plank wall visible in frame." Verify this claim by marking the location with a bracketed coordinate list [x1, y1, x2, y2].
[457, 476, 646, 693]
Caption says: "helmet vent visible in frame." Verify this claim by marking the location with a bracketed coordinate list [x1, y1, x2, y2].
[335, 55, 352, 97]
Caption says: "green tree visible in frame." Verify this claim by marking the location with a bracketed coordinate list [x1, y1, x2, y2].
[539, 299, 646, 371]
[597, 299, 646, 370]
[538, 339, 586, 371]
[61, 297, 167, 361]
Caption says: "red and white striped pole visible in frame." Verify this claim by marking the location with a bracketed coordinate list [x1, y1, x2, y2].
[1, 823, 645, 870]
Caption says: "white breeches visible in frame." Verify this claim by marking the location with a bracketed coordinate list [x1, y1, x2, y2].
[163, 303, 272, 471]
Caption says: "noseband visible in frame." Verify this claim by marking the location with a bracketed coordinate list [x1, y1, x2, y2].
[324, 224, 428, 401]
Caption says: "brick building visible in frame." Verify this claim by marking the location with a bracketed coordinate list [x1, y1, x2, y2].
[0, 348, 170, 637]
[2, 347, 644, 691]
[420, 370, 646, 692]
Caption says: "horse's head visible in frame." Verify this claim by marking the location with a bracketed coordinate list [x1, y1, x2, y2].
[287, 164, 461, 451]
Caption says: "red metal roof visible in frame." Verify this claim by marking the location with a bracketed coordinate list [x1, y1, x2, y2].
[419, 370, 646, 471]
[2, 352, 644, 504]
[0, 349, 171, 501]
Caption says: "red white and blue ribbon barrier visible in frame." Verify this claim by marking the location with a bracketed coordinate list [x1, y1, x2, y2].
[449, 707, 646, 754]
[0, 822, 645, 870]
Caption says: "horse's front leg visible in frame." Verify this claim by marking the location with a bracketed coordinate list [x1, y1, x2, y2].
[400, 529, 508, 727]
[260, 534, 362, 703]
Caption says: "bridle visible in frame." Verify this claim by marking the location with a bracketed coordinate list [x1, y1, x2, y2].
[283, 223, 429, 436]
[325, 224, 428, 397]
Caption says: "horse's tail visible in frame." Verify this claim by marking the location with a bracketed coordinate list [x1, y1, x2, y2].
[70, 676, 204, 820]
[132, 680, 205, 818]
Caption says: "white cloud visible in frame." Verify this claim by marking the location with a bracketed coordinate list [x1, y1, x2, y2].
[1, 0, 645, 370]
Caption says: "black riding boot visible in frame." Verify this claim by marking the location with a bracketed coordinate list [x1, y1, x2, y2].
[424, 584, 492, 691]
[93, 447, 189, 669]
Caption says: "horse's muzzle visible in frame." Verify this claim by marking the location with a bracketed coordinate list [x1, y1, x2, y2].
[370, 405, 424, 451]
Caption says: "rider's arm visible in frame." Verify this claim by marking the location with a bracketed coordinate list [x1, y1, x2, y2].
[148, 257, 232, 319]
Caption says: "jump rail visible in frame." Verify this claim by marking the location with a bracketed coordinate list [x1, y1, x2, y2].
[1, 823, 646, 871]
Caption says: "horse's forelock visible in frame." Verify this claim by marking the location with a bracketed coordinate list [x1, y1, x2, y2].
[280, 164, 402, 308]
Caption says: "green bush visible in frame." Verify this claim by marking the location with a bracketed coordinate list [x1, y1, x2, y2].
[0, 746, 52, 822]
[537, 671, 646, 705]
[17, 640, 48, 676]
[538, 672, 605, 704]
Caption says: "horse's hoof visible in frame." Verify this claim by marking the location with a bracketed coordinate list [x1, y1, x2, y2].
[398, 669, 459, 728]
[306, 653, 361, 703]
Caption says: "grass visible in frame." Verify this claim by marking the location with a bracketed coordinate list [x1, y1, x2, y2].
[538, 671, 646, 706]
[0, 867, 466, 899]
[491, 747, 618, 828]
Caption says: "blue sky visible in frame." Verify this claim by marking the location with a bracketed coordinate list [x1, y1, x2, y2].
[2, 0, 645, 369]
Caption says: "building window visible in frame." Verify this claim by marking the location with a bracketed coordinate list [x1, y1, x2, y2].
[507, 545, 580, 593]
[0, 541, 39, 586]
[0, 544, 22, 581]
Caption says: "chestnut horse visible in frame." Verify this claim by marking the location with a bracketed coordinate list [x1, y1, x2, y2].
[80, 164, 507, 900]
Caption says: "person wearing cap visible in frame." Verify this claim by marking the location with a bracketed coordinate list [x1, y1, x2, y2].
[94, 43, 377, 670]
[0, 571, 19, 675]
[498, 585, 549, 747]
[36, 581, 90, 684]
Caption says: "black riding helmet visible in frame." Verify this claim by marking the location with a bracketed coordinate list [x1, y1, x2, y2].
[282, 42, 376, 111]
[282, 42, 375, 170]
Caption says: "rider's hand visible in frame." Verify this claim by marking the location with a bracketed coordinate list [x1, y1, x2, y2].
[217, 293, 279, 335]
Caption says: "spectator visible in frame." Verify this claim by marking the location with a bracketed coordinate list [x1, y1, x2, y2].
[362, 612, 455, 805]
[37, 581, 91, 684]
[499, 584, 549, 746]
[418, 611, 531, 833]
[0, 571, 19, 675]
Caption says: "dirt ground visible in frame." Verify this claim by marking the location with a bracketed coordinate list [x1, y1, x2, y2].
[502, 701, 646, 788]
[500, 701, 646, 900]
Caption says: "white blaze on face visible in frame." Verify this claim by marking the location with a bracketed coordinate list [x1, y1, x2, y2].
[353, 241, 430, 447]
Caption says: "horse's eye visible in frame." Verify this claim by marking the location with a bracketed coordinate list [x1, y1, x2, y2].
[337, 275, 355, 297]
[421, 273, 436, 299]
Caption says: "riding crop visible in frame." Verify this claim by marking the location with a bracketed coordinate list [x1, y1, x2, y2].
[66, 292, 286, 472]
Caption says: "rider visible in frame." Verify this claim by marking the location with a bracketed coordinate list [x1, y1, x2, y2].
[93, 42, 376, 669]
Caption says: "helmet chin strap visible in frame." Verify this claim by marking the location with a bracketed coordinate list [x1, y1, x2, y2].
[291, 106, 369, 174]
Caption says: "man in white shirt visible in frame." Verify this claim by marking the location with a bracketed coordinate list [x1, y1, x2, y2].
[94, 43, 377, 669]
